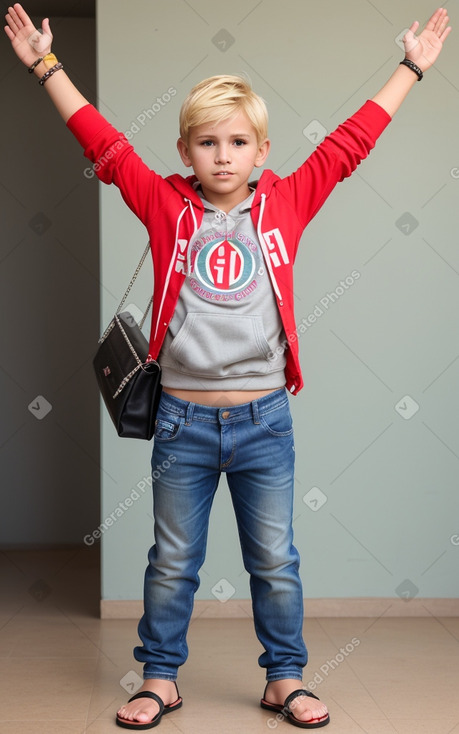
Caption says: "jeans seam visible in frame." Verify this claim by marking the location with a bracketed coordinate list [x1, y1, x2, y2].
[220, 424, 236, 469]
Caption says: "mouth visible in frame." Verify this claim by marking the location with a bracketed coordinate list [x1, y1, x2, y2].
[214, 171, 233, 177]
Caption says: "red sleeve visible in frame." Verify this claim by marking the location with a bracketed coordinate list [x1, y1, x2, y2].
[276, 100, 391, 233]
[66, 104, 173, 227]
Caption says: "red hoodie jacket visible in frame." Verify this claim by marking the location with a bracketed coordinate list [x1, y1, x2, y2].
[67, 100, 391, 395]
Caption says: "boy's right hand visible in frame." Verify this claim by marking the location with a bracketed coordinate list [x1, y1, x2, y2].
[4, 3, 53, 67]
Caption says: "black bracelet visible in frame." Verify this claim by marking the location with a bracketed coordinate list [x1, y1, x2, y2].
[38, 62, 63, 86]
[400, 58, 423, 81]
[28, 57, 44, 73]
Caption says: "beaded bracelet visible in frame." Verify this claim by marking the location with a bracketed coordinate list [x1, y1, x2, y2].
[399, 58, 423, 81]
[38, 62, 63, 85]
[28, 57, 44, 73]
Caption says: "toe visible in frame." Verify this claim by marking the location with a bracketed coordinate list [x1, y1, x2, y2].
[117, 700, 160, 724]
[289, 693, 329, 723]
[132, 709, 152, 723]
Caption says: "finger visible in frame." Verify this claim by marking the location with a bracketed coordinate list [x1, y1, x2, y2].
[8, 4, 26, 30]
[439, 25, 452, 44]
[437, 13, 450, 36]
[425, 7, 443, 33]
[4, 24, 15, 40]
[12, 3, 33, 29]
[42, 17, 52, 36]
[434, 12, 450, 42]
[403, 27, 419, 53]
[432, 8, 448, 33]
[5, 6, 21, 33]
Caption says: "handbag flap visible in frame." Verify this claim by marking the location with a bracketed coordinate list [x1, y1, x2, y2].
[93, 311, 150, 396]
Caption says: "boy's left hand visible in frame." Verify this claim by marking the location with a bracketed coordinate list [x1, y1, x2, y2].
[403, 7, 451, 71]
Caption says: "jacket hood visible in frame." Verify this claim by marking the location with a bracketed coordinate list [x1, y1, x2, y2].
[164, 173, 204, 208]
[251, 169, 281, 207]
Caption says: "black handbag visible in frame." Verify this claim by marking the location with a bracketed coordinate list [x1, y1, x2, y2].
[93, 243, 162, 440]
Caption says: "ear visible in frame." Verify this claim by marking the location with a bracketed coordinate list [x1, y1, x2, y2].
[177, 138, 193, 167]
[254, 138, 271, 168]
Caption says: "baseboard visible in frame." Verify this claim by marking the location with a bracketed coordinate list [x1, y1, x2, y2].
[100, 597, 459, 619]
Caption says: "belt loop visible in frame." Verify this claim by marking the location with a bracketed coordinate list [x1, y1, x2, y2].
[185, 401, 194, 426]
[252, 399, 260, 425]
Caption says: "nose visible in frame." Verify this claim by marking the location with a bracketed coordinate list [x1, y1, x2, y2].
[215, 144, 231, 164]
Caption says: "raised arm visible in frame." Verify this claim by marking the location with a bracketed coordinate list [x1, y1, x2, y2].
[372, 7, 451, 118]
[4, 3, 89, 122]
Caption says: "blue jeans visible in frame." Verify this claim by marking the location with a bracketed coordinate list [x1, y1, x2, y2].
[134, 388, 308, 681]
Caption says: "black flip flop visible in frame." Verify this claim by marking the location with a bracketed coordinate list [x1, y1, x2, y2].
[116, 686, 183, 730]
[261, 687, 330, 729]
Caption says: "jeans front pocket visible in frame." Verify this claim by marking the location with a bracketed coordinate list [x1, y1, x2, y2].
[259, 402, 294, 437]
[154, 405, 184, 442]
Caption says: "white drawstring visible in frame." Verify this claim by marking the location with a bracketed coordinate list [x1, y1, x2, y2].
[185, 198, 199, 275]
[153, 200, 198, 340]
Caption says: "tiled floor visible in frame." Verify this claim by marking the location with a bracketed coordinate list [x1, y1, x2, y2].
[1, 546, 459, 733]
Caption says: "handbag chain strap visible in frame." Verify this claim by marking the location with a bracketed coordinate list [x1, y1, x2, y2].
[100, 241, 152, 343]
[111, 312, 145, 398]
[116, 241, 152, 315]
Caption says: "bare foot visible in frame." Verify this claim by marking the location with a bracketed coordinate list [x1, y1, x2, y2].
[264, 679, 329, 724]
[116, 679, 180, 726]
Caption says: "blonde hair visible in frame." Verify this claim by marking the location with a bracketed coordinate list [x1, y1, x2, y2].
[179, 74, 268, 144]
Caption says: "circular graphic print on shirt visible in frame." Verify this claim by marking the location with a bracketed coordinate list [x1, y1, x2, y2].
[190, 231, 259, 301]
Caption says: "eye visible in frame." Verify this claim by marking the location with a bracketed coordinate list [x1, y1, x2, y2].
[200, 140, 214, 147]
[234, 139, 247, 146]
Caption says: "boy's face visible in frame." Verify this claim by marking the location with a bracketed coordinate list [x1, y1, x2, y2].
[177, 110, 270, 213]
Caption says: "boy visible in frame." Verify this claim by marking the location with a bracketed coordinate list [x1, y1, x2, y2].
[4, 4, 451, 729]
